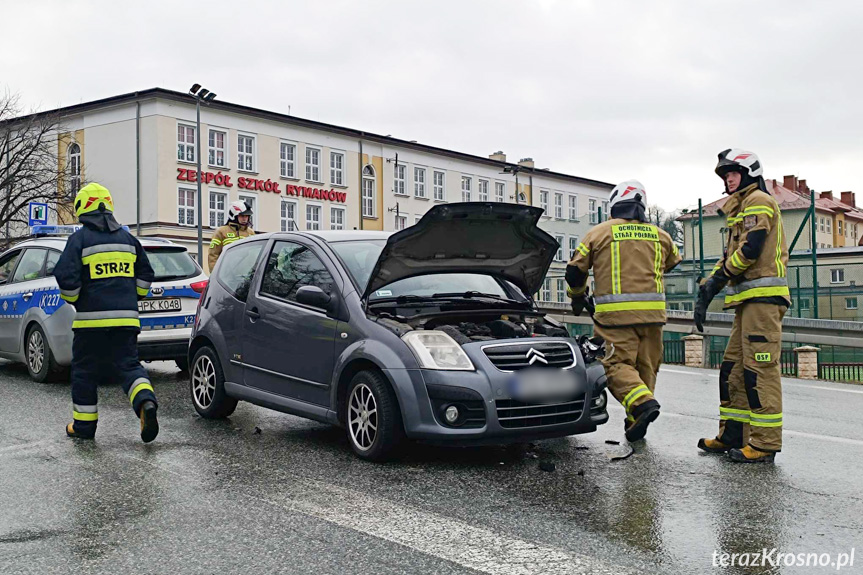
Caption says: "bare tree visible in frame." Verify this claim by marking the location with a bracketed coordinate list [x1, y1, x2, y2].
[646, 204, 683, 244]
[0, 91, 74, 245]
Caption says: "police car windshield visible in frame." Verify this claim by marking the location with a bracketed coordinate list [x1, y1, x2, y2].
[328, 240, 515, 301]
[145, 247, 200, 281]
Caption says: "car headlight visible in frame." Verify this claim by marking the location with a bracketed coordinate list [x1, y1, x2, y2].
[402, 331, 475, 371]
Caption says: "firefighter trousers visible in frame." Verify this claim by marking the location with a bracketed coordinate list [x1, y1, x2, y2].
[594, 323, 664, 422]
[70, 329, 157, 435]
[717, 302, 785, 452]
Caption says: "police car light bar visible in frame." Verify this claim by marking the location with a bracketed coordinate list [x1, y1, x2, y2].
[30, 224, 131, 236]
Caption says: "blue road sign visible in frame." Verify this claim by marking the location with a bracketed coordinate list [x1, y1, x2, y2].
[28, 202, 48, 226]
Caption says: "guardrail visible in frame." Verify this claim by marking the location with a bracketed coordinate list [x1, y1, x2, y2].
[537, 302, 863, 349]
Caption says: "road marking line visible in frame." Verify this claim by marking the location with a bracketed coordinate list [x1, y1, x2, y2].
[259, 480, 632, 575]
[660, 368, 863, 394]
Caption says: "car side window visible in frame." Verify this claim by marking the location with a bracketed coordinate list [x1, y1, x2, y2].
[260, 241, 335, 303]
[11, 249, 47, 283]
[216, 241, 264, 302]
[0, 250, 22, 285]
[45, 250, 61, 276]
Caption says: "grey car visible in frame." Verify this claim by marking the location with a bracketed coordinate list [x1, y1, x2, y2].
[189, 203, 608, 461]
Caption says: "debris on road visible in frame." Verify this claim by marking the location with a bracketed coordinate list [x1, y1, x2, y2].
[539, 461, 556, 472]
[254, 426, 262, 435]
[604, 440, 620, 445]
[609, 446, 634, 462]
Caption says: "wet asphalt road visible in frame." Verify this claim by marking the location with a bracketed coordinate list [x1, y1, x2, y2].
[1, 360, 862, 575]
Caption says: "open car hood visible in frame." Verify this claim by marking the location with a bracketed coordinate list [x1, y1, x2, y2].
[363, 203, 558, 299]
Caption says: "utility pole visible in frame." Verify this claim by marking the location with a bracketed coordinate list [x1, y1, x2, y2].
[698, 198, 704, 278]
[188, 84, 217, 263]
[811, 189, 819, 318]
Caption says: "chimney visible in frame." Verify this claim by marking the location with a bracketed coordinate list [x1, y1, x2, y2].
[783, 175, 798, 191]
[489, 151, 506, 162]
[518, 157, 535, 169]
[798, 179, 809, 194]
[841, 192, 856, 208]
[820, 191, 834, 201]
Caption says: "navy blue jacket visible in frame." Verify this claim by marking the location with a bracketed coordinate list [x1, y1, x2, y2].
[53, 216, 155, 331]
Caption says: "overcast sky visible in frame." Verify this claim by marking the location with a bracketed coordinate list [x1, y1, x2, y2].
[2, 0, 860, 210]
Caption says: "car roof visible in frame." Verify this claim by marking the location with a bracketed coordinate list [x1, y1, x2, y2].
[7, 236, 185, 251]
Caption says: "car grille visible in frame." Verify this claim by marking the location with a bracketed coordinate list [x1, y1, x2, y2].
[495, 397, 586, 429]
[482, 342, 575, 372]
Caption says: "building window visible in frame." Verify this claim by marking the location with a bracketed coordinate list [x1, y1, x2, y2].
[434, 171, 446, 201]
[460, 176, 472, 201]
[209, 191, 227, 228]
[237, 134, 255, 172]
[238, 193, 256, 228]
[280, 199, 297, 232]
[569, 236, 579, 259]
[68, 143, 81, 197]
[554, 235, 565, 261]
[831, 269, 845, 283]
[554, 193, 563, 219]
[330, 151, 344, 186]
[393, 164, 407, 196]
[280, 142, 296, 178]
[846, 297, 858, 310]
[178, 188, 196, 226]
[331, 206, 345, 230]
[540, 190, 549, 215]
[362, 165, 376, 217]
[568, 194, 578, 221]
[306, 204, 321, 230]
[839, 220, 844, 237]
[208, 130, 227, 168]
[495, 182, 505, 202]
[395, 215, 407, 230]
[827, 219, 832, 234]
[306, 147, 321, 182]
[478, 179, 489, 202]
[602, 201, 609, 221]
[799, 298, 810, 311]
[540, 279, 551, 302]
[556, 279, 567, 303]
[682, 302, 694, 312]
[177, 124, 196, 163]
[589, 199, 598, 224]
[414, 167, 426, 198]
[820, 217, 825, 233]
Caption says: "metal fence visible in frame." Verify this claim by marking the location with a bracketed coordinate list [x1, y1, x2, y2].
[663, 339, 685, 364]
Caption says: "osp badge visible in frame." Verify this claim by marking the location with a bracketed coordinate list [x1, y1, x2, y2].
[744, 215, 757, 230]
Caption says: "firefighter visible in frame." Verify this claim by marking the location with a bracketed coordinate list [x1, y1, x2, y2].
[208, 200, 254, 272]
[567, 180, 682, 442]
[695, 149, 789, 463]
[53, 183, 159, 442]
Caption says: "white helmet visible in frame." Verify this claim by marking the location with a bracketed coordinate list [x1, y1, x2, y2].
[227, 200, 252, 224]
[608, 180, 648, 213]
[715, 148, 763, 179]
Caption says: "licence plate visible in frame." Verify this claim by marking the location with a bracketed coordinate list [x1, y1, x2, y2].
[509, 368, 577, 403]
[138, 298, 181, 313]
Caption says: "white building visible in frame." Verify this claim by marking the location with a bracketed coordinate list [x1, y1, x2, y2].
[23, 88, 612, 301]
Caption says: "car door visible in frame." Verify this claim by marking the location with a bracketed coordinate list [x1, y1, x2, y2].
[0, 248, 24, 352]
[3, 248, 49, 353]
[242, 239, 340, 406]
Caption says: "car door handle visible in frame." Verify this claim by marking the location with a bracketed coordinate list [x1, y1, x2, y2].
[22, 292, 33, 301]
[246, 307, 260, 320]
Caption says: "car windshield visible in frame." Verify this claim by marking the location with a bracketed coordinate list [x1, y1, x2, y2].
[145, 247, 200, 281]
[328, 240, 518, 301]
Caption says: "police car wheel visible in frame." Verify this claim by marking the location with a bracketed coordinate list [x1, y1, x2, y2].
[345, 370, 404, 462]
[190, 346, 237, 418]
[25, 324, 62, 384]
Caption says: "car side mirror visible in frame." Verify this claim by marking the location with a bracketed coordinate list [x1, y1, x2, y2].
[296, 285, 332, 310]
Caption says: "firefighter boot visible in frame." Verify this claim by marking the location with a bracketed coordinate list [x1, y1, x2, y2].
[625, 399, 660, 442]
[697, 438, 731, 454]
[729, 445, 775, 463]
[140, 401, 159, 443]
[66, 422, 95, 440]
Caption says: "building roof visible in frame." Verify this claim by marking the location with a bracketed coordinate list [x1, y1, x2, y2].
[678, 179, 863, 222]
[3, 87, 613, 191]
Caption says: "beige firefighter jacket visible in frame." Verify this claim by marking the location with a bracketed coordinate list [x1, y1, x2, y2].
[712, 183, 790, 308]
[568, 218, 681, 327]
[208, 222, 255, 272]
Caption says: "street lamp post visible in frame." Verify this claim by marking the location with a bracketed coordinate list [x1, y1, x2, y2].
[188, 84, 217, 264]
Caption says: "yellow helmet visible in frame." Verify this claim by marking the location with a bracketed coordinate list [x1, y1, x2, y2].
[74, 183, 114, 218]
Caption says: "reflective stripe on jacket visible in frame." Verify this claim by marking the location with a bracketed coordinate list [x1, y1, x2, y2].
[567, 219, 682, 327]
[53, 227, 155, 331]
[715, 184, 790, 308]
[207, 223, 255, 272]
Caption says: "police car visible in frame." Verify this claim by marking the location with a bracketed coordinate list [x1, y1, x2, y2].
[0, 226, 207, 382]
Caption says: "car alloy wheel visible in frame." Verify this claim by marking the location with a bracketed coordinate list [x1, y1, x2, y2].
[192, 354, 217, 409]
[27, 328, 45, 375]
[348, 383, 378, 451]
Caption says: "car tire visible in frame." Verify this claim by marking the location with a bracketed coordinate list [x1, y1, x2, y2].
[175, 356, 189, 373]
[25, 324, 64, 383]
[345, 369, 405, 462]
[190, 346, 237, 418]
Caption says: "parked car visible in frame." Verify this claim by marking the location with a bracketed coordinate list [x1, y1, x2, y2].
[189, 203, 609, 461]
[0, 228, 207, 381]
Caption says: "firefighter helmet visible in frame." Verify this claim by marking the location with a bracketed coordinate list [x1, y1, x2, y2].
[715, 149, 763, 179]
[608, 180, 648, 213]
[227, 200, 252, 224]
[74, 183, 114, 217]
